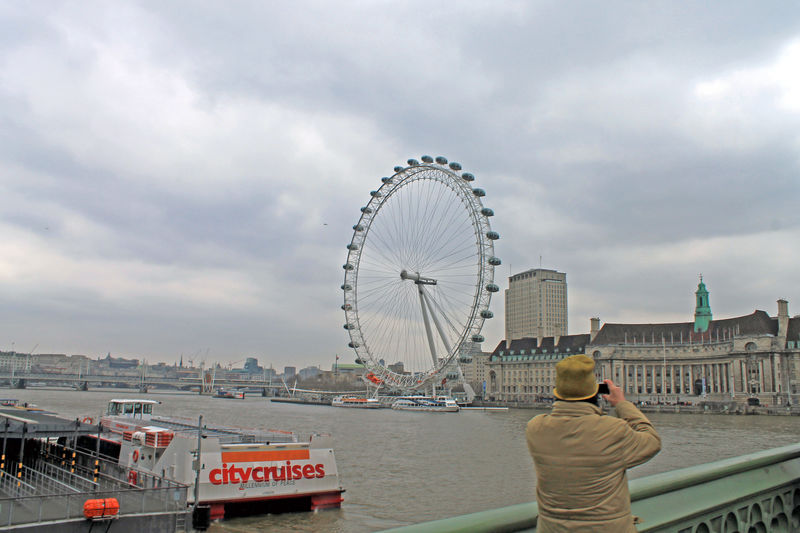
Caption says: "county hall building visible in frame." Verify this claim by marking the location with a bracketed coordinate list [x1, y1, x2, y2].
[485, 279, 800, 406]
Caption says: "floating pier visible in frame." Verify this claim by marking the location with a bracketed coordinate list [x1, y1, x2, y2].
[0, 408, 189, 532]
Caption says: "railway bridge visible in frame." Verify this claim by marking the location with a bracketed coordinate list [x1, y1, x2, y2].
[0, 370, 284, 395]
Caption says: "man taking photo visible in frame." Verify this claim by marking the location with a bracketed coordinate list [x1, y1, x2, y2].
[526, 354, 661, 532]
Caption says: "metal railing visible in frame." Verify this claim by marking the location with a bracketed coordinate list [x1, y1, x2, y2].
[0, 444, 188, 528]
[379, 442, 800, 532]
[0, 485, 187, 527]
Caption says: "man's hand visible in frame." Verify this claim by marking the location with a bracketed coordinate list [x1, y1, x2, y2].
[603, 379, 625, 407]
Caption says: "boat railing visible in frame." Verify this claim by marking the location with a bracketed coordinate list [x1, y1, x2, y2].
[0, 460, 99, 498]
[146, 415, 298, 443]
[45, 442, 187, 491]
[0, 466, 37, 497]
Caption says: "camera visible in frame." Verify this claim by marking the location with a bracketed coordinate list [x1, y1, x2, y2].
[597, 383, 610, 395]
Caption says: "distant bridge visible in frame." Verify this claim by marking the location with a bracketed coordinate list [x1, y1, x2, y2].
[0, 370, 285, 394]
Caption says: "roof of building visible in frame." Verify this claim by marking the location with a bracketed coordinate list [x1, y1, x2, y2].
[333, 363, 366, 370]
[786, 316, 800, 342]
[489, 333, 591, 357]
[591, 310, 777, 345]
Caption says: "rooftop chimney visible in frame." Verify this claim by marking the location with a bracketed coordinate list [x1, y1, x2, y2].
[590, 317, 600, 342]
[777, 299, 789, 340]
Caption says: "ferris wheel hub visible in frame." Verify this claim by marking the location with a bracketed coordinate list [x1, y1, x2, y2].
[400, 270, 437, 285]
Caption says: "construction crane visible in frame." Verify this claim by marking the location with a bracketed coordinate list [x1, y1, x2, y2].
[226, 359, 245, 371]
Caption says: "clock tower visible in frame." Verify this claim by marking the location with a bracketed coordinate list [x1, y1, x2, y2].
[694, 275, 712, 333]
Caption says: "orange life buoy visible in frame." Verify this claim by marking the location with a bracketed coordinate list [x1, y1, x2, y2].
[128, 469, 137, 486]
[82, 416, 93, 424]
[132, 449, 139, 462]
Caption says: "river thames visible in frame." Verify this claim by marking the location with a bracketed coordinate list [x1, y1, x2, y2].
[7, 388, 800, 532]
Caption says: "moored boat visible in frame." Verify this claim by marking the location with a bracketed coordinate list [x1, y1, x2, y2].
[85, 399, 344, 520]
[331, 395, 381, 408]
[391, 396, 460, 412]
[213, 388, 246, 399]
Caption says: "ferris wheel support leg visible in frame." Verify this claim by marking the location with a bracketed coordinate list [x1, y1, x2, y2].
[418, 285, 439, 368]
[419, 285, 452, 356]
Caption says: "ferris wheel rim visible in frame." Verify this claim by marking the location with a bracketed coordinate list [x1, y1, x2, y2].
[342, 158, 498, 389]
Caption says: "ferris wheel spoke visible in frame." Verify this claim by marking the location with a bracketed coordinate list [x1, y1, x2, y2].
[363, 231, 408, 272]
[417, 202, 468, 266]
[423, 245, 480, 275]
[422, 234, 476, 270]
[361, 288, 409, 346]
[412, 180, 453, 262]
[432, 288, 470, 332]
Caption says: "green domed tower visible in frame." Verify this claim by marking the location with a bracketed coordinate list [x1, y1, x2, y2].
[694, 276, 712, 333]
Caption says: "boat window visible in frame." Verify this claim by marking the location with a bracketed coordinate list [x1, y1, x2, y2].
[134, 403, 142, 415]
[123, 403, 134, 414]
[143, 404, 153, 415]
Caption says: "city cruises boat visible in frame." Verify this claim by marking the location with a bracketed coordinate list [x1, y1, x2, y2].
[391, 396, 460, 412]
[212, 388, 246, 399]
[331, 395, 381, 408]
[85, 399, 344, 520]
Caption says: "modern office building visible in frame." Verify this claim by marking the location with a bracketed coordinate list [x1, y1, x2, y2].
[504, 268, 568, 342]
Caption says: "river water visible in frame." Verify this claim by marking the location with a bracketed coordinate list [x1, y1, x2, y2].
[8, 388, 800, 532]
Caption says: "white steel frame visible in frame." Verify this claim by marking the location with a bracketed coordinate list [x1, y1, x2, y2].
[342, 159, 497, 389]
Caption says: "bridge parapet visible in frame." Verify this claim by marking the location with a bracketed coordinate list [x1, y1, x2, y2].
[380, 443, 800, 532]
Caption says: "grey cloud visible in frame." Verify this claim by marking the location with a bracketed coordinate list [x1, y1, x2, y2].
[1, 1, 798, 368]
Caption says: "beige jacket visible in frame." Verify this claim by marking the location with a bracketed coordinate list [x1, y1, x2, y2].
[526, 400, 661, 533]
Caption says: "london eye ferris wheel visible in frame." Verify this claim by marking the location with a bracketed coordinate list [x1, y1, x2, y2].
[341, 156, 501, 390]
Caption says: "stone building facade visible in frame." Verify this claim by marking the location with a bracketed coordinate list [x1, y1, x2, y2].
[458, 342, 491, 396]
[485, 281, 800, 406]
[485, 334, 590, 402]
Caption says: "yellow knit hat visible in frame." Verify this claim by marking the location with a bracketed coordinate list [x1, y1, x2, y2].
[553, 354, 599, 401]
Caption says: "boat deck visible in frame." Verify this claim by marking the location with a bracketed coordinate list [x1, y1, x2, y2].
[0, 408, 98, 438]
[108, 414, 299, 444]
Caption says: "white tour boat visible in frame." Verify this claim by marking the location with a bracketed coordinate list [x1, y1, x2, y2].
[331, 395, 381, 409]
[86, 399, 344, 520]
[391, 396, 460, 412]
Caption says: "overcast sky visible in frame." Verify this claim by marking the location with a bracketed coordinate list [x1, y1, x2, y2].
[1, 1, 799, 370]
